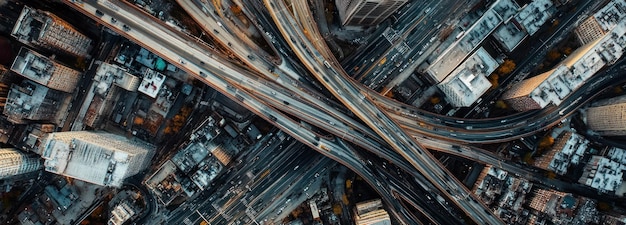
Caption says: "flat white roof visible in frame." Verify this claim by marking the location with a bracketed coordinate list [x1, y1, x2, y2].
[514, 0, 555, 35]
[426, 7, 502, 82]
[137, 68, 165, 98]
[593, 0, 626, 31]
[438, 48, 498, 107]
[493, 22, 527, 52]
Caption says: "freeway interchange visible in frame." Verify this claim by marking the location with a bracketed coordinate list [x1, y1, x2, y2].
[66, 0, 624, 224]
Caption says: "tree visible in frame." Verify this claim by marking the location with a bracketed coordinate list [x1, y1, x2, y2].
[488, 74, 499, 90]
[522, 152, 534, 164]
[291, 207, 303, 218]
[496, 59, 516, 76]
[333, 203, 342, 215]
[597, 202, 612, 211]
[430, 96, 440, 105]
[384, 90, 394, 98]
[134, 117, 144, 125]
[562, 46, 573, 55]
[75, 56, 87, 71]
[495, 100, 508, 109]
[538, 136, 555, 150]
[230, 5, 242, 15]
[547, 49, 561, 61]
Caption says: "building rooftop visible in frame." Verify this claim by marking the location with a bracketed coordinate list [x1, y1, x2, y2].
[474, 166, 508, 205]
[593, 0, 626, 31]
[548, 134, 588, 174]
[354, 199, 392, 225]
[514, 0, 555, 35]
[534, 131, 589, 175]
[492, 0, 520, 20]
[335, 0, 408, 26]
[137, 68, 166, 98]
[11, 6, 92, 57]
[94, 63, 140, 94]
[607, 147, 626, 165]
[3, 80, 64, 124]
[108, 202, 136, 225]
[426, 3, 503, 82]
[585, 95, 626, 136]
[135, 48, 167, 70]
[171, 142, 212, 174]
[43, 184, 77, 212]
[10, 47, 80, 93]
[579, 156, 625, 193]
[493, 22, 527, 52]
[438, 47, 498, 107]
[0, 148, 43, 179]
[40, 131, 155, 187]
[473, 166, 533, 224]
[190, 159, 222, 190]
[11, 47, 54, 86]
[144, 160, 184, 205]
[503, 18, 626, 110]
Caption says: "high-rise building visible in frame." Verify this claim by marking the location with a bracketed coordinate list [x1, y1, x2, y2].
[3, 80, 66, 124]
[575, 17, 607, 45]
[0, 148, 42, 179]
[108, 201, 138, 225]
[336, 0, 408, 26]
[437, 47, 498, 107]
[353, 199, 392, 225]
[425, 0, 520, 83]
[502, 18, 626, 111]
[532, 131, 588, 175]
[575, 0, 626, 45]
[39, 131, 155, 187]
[578, 155, 624, 194]
[83, 62, 140, 128]
[11, 47, 81, 93]
[585, 95, 626, 136]
[3, 123, 55, 154]
[12, 6, 92, 57]
[527, 189, 567, 213]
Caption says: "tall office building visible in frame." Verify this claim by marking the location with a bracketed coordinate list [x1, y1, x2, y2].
[585, 95, 626, 136]
[336, 0, 408, 26]
[0, 148, 42, 179]
[502, 18, 626, 111]
[3, 80, 66, 124]
[578, 155, 624, 193]
[353, 199, 392, 225]
[11, 47, 81, 93]
[575, 0, 626, 45]
[39, 131, 155, 187]
[575, 17, 607, 45]
[12, 6, 92, 57]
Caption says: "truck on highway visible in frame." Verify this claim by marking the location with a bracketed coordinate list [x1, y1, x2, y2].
[323, 61, 332, 69]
